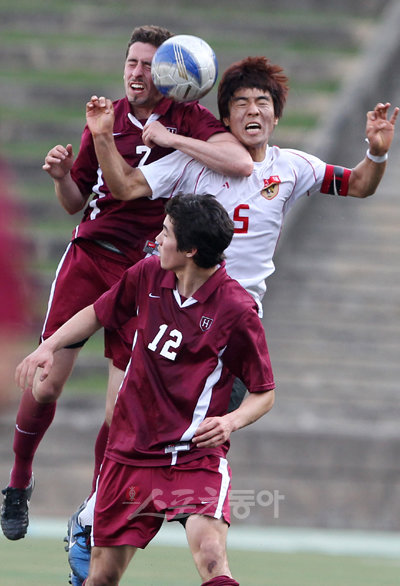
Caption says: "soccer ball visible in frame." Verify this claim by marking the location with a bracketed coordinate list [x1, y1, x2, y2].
[151, 35, 218, 103]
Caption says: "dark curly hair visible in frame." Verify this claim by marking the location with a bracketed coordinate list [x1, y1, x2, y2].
[165, 194, 234, 269]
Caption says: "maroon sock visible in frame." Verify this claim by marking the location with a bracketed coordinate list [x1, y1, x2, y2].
[89, 420, 110, 495]
[202, 577, 239, 586]
[9, 389, 56, 488]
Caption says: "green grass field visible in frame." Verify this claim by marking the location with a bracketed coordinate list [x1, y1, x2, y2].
[1, 534, 399, 586]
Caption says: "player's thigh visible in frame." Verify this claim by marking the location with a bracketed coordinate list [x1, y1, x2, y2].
[32, 346, 81, 403]
[88, 544, 137, 585]
[105, 360, 125, 424]
[185, 514, 230, 579]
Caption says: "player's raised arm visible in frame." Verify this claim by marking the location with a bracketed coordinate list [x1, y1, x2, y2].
[42, 144, 88, 214]
[87, 96, 152, 201]
[348, 102, 399, 198]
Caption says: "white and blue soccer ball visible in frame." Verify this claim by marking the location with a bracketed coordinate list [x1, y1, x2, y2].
[151, 35, 218, 103]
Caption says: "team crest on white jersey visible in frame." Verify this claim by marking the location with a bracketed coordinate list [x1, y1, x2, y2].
[200, 316, 213, 331]
[261, 175, 281, 200]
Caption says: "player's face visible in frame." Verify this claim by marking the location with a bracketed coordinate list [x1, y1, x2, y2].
[223, 88, 278, 161]
[156, 216, 188, 272]
[123, 42, 163, 115]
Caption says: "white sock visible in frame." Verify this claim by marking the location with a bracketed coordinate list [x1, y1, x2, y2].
[78, 492, 96, 527]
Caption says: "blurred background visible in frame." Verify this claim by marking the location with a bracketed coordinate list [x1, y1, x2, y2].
[0, 0, 399, 552]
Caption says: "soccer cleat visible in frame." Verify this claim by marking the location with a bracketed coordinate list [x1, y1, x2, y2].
[0, 476, 34, 540]
[68, 571, 83, 586]
[64, 503, 91, 582]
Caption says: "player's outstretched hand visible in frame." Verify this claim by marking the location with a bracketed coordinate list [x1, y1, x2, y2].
[86, 95, 115, 137]
[15, 345, 54, 392]
[42, 144, 74, 179]
[192, 416, 234, 448]
[142, 120, 175, 149]
[366, 102, 399, 155]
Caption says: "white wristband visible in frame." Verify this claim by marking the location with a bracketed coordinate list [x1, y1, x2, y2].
[366, 148, 388, 163]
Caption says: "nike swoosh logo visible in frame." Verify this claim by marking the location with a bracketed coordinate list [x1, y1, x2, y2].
[112, 132, 122, 136]
[15, 424, 37, 436]
[149, 293, 160, 298]
[69, 537, 77, 548]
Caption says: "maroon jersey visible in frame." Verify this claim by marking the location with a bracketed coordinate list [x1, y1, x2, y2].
[71, 97, 227, 261]
[94, 255, 275, 467]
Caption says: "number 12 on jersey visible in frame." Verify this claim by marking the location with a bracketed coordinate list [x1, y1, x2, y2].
[148, 324, 183, 361]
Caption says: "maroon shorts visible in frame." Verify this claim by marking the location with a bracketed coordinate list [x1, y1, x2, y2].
[93, 455, 232, 548]
[41, 238, 137, 370]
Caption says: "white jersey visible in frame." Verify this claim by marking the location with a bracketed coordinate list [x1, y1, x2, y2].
[141, 146, 348, 312]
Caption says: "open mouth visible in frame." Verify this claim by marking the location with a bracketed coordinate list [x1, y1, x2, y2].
[130, 81, 145, 91]
[245, 122, 261, 131]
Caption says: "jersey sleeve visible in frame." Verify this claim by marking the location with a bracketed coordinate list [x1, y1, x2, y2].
[276, 149, 350, 219]
[223, 306, 275, 393]
[180, 102, 227, 141]
[94, 261, 143, 330]
[140, 150, 206, 200]
[287, 149, 351, 201]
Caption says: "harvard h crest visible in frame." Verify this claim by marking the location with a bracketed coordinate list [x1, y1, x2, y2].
[200, 316, 213, 331]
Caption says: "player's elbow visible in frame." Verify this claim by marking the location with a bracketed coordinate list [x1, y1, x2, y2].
[225, 158, 253, 177]
[348, 184, 378, 199]
[266, 388, 275, 411]
[238, 159, 254, 177]
[110, 185, 133, 201]
[259, 388, 275, 417]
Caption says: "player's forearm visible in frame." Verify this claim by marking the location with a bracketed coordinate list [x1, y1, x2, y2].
[54, 175, 88, 214]
[45, 305, 102, 352]
[168, 132, 253, 177]
[16, 306, 102, 391]
[92, 133, 150, 200]
[224, 389, 275, 433]
[348, 156, 387, 198]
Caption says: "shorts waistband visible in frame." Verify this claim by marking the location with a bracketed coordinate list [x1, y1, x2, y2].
[94, 239, 124, 255]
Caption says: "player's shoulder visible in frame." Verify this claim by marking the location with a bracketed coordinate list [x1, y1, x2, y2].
[169, 99, 217, 120]
[126, 254, 161, 281]
[269, 145, 325, 171]
[216, 271, 260, 316]
[277, 145, 323, 163]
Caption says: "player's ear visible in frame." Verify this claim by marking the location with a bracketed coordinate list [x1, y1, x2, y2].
[222, 116, 230, 128]
[185, 247, 197, 258]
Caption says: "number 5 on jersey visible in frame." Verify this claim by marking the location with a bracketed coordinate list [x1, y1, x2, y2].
[233, 204, 249, 234]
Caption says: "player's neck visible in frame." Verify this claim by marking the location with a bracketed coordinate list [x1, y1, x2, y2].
[175, 264, 218, 299]
[248, 144, 268, 162]
[131, 96, 163, 122]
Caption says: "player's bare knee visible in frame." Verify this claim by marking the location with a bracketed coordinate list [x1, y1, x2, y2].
[195, 534, 228, 576]
[32, 377, 64, 403]
[87, 568, 120, 586]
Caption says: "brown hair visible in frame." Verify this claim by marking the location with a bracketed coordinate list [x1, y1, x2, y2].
[125, 25, 173, 57]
